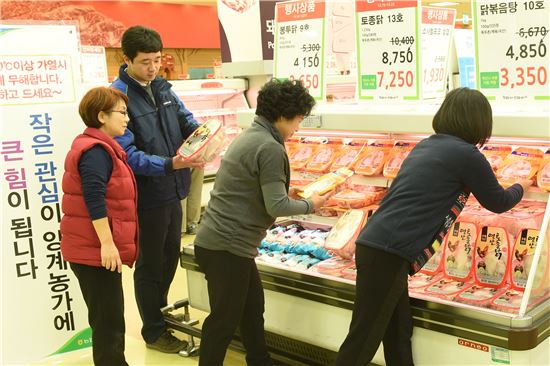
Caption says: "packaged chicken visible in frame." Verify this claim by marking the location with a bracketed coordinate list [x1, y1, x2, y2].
[324, 208, 368, 259]
[481, 145, 512, 171]
[309, 256, 355, 277]
[455, 284, 506, 307]
[383, 141, 417, 179]
[497, 147, 543, 187]
[297, 167, 353, 199]
[289, 141, 319, 170]
[418, 240, 446, 276]
[489, 288, 522, 313]
[330, 139, 368, 170]
[325, 185, 386, 209]
[354, 140, 393, 176]
[536, 148, 550, 190]
[474, 226, 510, 288]
[510, 229, 540, 290]
[443, 221, 477, 281]
[285, 137, 300, 157]
[424, 278, 473, 300]
[408, 272, 444, 293]
[306, 139, 342, 173]
[178, 119, 226, 163]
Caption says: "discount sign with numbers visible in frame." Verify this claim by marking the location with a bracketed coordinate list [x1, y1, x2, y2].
[274, 0, 326, 100]
[356, 0, 420, 101]
[474, 0, 550, 102]
[421, 7, 456, 99]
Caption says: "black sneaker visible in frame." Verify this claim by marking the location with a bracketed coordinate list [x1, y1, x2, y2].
[186, 224, 197, 235]
[146, 330, 188, 353]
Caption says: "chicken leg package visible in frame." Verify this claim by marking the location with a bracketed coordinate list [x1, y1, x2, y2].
[309, 256, 355, 278]
[481, 145, 512, 171]
[474, 226, 510, 288]
[325, 185, 386, 209]
[454, 284, 507, 307]
[382, 141, 417, 179]
[178, 119, 226, 163]
[305, 139, 342, 173]
[354, 140, 393, 176]
[330, 139, 368, 170]
[443, 221, 477, 281]
[324, 208, 368, 259]
[496, 147, 543, 187]
[423, 277, 473, 300]
[297, 167, 353, 199]
[289, 141, 320, 170]
[536, 148, 550, 190]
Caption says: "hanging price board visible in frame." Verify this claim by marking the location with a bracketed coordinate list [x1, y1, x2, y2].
[274, 0, 326, 100]
[356, 0, 420, 101]
[421, 7, 456, 99]
[474, 0, 550, 102]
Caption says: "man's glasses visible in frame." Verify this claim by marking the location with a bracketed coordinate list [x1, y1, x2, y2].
[110, 110, 128, 116]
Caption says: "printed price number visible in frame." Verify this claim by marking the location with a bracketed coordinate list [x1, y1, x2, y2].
[382, 48, 414, 65]
[389, 36, 415, 46]
[500, 66, 548, 88]
[301, 43, 321, 53]
[516, 26, 548, 39]
[289, 74, 319, 89]
[293, 54, 320, 68]
[424, 67, 445, 84]
[377, 70, 414, 90]
[506, 42, 547, 60]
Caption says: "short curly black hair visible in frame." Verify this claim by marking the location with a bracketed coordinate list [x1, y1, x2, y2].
[255, 79, 315, 122]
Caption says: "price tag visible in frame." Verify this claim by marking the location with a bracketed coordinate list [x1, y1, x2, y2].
[474, 0, 550, 102]
[420, 7, 456, 99]
[274, 0, 326, 100]
[356, 0, 420, 101]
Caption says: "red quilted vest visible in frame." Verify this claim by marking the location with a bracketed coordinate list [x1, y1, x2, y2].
[60, 127, 138, 267]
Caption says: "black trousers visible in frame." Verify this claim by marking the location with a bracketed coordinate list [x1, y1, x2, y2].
[134, 201, 182, 343]
[70, 262, 128, 366]
[195, 246, 273, 366]
[335, 245, 414, 366]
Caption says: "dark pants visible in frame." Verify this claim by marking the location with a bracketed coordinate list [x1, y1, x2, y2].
[70, 263, 128, 366]
[195, 246, 273, 366]
[135, 201, 182, 343]
[335, 245, 414, 366]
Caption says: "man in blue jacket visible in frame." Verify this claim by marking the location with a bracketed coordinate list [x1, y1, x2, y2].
[112, 25, 203, 353]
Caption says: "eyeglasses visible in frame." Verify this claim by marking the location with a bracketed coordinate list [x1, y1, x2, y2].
[110, 110, 128, 116]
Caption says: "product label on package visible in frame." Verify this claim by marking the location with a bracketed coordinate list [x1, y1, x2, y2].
[474, 0, 550, 102]
[274, 0, 326, 100]
[356, 0, 420, 101]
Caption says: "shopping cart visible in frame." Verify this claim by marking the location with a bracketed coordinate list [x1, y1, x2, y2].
[161, 299, 200, 357]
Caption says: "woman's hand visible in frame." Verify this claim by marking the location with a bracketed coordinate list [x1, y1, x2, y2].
[101, 240, 122, 273]
[288, 187, 301, 199]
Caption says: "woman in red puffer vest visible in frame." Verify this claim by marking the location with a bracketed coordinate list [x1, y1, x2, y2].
[60, 87, 137, 366]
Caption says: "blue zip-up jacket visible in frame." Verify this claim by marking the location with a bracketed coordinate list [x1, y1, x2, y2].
[112, 65, 199, 209]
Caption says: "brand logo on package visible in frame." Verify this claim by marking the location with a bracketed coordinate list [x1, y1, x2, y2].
[458, 338, 489, 352]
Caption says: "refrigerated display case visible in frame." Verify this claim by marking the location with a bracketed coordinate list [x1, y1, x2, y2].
[179, 105, 549, 365]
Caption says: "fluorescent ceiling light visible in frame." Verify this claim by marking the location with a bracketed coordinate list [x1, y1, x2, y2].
[429, 2, 460, 6]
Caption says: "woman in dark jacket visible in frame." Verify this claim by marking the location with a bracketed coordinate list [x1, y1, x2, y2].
[335, 88, 532, 366]
[60, 87, 138, 366]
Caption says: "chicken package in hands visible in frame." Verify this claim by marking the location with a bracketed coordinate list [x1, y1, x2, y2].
[305, 139, 342, 173]
[496, 147, 543, 187]
[330, 139, 368, 170]
[536, 148, 550, 190]
[324, 208, 369, 259]
[481, 145, 512, 171]
[297, 167, 354, 198]
[354, 140, 393, 176]
[178, 119, 226, 163]
[474, 226, 511, 288]
[383, 141, 417, 179]
[443, 221, 478, 281]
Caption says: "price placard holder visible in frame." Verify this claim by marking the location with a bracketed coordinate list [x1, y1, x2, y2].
[474, 0, 550, 103]
[274, 0, 327, 100]
[355, 0, 421, 102]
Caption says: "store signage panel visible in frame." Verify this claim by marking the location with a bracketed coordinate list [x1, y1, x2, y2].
[80, 45, 108, 85]
[1, 24, 89, 365]
[474, 0, 550, 102]
[355, 0, 420, 101]
[274, 0, 327, 100]
[420, 6, 456, 100]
